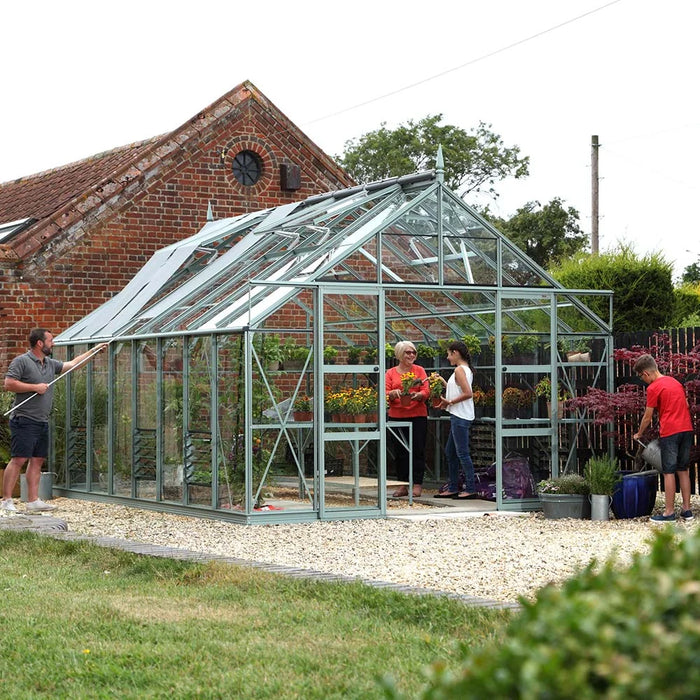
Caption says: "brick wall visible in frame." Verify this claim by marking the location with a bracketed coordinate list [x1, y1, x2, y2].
[0, 96, 352, 368]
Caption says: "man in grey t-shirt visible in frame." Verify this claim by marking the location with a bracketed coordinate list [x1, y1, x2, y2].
[1, 328, 107, 512]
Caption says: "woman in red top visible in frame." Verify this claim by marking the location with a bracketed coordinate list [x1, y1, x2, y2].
[385, 341, 429, 497]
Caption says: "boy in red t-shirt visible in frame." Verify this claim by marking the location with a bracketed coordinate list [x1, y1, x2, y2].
[632, 354, 694, 522]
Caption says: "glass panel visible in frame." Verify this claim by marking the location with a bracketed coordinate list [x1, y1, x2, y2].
[440, 194, 498, 285]
[322, 291, 382, 513]
[134, 341, 158, 500]
[499, 435, 549, 501]
[113, 342, 133, 497]
[501, 245, 552, 287]
[51, 347, 69, 490]
[184, 337, 213, 506]
[161, 338, 183, 504]
[89, 348, 110, 494]
[64, 343, 88, 489]
[556, 292, 608, 336]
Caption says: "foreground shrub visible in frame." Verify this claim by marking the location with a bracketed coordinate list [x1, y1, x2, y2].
[382, 526, 700, 699]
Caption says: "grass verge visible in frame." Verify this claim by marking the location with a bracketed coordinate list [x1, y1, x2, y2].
[0, 531, 511, 698]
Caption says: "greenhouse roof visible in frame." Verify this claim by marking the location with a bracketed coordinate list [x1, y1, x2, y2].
[58, 166, 572, 344]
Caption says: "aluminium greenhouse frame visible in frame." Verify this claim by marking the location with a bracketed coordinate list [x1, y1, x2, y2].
[52, 156, 613, 524]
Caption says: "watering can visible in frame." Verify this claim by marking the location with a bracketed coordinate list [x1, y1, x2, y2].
[636, 439, 662, 472]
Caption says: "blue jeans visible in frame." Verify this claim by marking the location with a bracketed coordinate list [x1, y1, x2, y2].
[445, 415, 475, 492]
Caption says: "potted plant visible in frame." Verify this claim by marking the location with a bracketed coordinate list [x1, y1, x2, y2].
[347, 346, 363, 364]
[261, 334, 283, 371]
[415, 344, 438, 367]
[427, 372, 445, 408]
[351, 385, 378, 422]
[534, 376, 571, 418]
[584, 455, 620, 521]
[292, 394, 313, 422]
[282, 338, 311, 370]
[324, 388, 346, 422]
[510, 334, 539, 363]
[472, 386, 486, 418]
[566, 337, 593, 362]
[460, 334, 482, 359]
[323, 345, 338, 365]
[363, 346, 377, 362]
[502, 386, 531, 418]
[538, 474, 591, 519]
[489, 334, 514, 360]
[399, 371, 421, 406]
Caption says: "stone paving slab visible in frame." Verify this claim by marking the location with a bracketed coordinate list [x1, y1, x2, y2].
[0, 511, 519, 610]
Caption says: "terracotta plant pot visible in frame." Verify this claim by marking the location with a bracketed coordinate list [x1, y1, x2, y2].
[400, 394, 412, 407]
[293, 411, 313, 421]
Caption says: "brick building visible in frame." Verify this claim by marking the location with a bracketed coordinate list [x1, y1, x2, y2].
[0, 80, 354, 368]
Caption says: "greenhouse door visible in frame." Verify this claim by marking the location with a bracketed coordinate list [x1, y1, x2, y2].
[316, 286, 386, 519]
[496, 290, 558, 511]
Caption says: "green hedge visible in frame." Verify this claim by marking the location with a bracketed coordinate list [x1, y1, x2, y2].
[382, 526, 700, 699]
[550, 246, 674, 332]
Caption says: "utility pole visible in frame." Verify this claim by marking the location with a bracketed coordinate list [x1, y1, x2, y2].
[591, 135, 599, 255]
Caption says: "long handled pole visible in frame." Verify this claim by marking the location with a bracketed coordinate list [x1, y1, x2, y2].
[3, 344, 108, 417]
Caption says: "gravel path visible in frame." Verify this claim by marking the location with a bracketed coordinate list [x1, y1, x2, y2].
[43, 495, 699, 604]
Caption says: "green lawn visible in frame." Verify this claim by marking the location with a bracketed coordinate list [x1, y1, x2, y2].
[0, 531, 511, 698]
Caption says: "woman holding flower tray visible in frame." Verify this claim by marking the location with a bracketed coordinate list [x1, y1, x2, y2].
[436, 340, 478, 500]
[385, 341, 429, 497]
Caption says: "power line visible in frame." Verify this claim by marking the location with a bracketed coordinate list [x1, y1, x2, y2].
[302, 0, 625, 128]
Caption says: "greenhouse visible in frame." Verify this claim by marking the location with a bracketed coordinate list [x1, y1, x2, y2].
[52, 154, 613, 523]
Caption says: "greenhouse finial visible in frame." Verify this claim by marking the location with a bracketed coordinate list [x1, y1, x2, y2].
[206, 201, 214, 222]
[436, 145, 445, 183]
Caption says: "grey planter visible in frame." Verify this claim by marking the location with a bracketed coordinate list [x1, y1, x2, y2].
[540, 493, 591, 519]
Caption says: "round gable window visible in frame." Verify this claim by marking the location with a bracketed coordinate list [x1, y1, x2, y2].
[231, 150, 262, 186]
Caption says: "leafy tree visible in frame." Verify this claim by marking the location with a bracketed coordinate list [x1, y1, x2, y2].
[487, 198, 589, 269]
[337, 114, 529, 199]
[681, 259, 700, 285]
[671, 284, 700, 326]
[549, 244, 675, 332]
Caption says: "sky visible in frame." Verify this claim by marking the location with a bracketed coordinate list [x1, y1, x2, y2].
[2, 0, 698, 278]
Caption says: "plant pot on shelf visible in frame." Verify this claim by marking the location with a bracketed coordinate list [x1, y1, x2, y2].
[293, 411, 313, 421]
[567, 351, 591, 362]
[540, 493, 591, 519]
[365, 412, 378, 422]
[546, 400, 566, 419]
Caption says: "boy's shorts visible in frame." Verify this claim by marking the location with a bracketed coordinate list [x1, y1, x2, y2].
[659, 431, 693, 474]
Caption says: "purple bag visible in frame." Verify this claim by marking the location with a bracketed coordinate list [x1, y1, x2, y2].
[474, 452, 536, 501]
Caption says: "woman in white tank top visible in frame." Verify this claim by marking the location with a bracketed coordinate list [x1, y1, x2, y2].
[434, 340, 477, 499]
